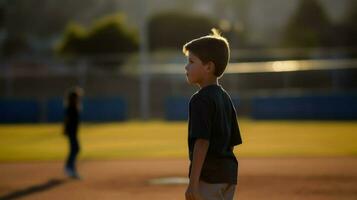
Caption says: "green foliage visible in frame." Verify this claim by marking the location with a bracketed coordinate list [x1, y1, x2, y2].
[85, 14, 139, 54]
[283, 0, 331, 47]
[56, 14, 138, 57]
[148, 12, 216, 50]
[56, 22, 86, 56]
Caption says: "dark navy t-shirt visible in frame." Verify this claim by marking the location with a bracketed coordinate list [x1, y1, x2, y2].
[64, 106, 80, 135]
[188, 84, 242, 184]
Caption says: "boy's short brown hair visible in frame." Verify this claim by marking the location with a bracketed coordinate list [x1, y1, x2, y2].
[183, 28, 230, 77]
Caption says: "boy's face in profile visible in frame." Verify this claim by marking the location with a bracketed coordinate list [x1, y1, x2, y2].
[185, 52, 208, 85]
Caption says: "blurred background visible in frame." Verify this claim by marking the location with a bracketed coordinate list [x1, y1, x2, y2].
[1, 1, 357, 199]
[0, 0, 357, 122]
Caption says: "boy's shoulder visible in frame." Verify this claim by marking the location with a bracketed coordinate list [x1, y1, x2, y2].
[199, 85, 228, 99]
[190, 86, 215, 100]
[189, 85, 228, 107]
[189, 91, 205, 105]
[189, 90, 212, 110]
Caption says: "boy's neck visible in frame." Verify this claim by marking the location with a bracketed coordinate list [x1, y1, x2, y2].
[198, 77, 218, 89]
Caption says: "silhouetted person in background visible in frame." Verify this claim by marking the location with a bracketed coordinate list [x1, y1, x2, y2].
[63, 86, 83, 179]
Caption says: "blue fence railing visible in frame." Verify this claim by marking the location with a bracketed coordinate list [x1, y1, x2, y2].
[1, 93, 356, 123]
[0, 99, 40, 123]
[82, 97, 127, 122]
[165, 96, 190, 121]
[251, 93, 357, 120]
[0, 97, 127, 123]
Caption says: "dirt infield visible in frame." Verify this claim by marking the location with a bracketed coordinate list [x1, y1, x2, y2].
[1, 157, 357, 200]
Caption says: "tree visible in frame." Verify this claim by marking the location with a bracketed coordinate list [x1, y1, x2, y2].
[55, 22, 86, 56]
[56, 14, 139, 57]
[85, 14, 138, 55]
[283, 0, 331, 47]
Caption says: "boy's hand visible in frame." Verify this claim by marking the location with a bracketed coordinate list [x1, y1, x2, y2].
[186, 139, 209, 200]
[185, 183, 203, 200]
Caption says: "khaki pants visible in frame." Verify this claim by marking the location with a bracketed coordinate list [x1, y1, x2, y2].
[199, 181, 236, 200]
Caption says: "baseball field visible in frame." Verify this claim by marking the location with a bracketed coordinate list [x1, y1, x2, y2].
[1, 119, 357, 199]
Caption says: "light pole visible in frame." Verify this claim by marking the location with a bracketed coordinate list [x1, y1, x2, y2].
[138, 0, 150, 120]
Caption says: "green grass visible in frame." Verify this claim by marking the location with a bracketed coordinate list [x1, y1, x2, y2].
[0, 119, 357, 162]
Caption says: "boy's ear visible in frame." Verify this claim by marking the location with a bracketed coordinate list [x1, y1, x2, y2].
[206, 61, 215, 74]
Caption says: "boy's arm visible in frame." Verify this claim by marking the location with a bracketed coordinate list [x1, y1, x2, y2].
[190, 139, 209, 184]
[186, 139, 209, 200]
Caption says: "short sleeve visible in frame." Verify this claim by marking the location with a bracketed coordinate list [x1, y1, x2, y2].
[230, 103, 243, 146]
[189, 96, 211, 140]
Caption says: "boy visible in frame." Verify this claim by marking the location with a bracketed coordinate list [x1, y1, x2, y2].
[183, 29, 242, 200]
[63, 86, 83, 179]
